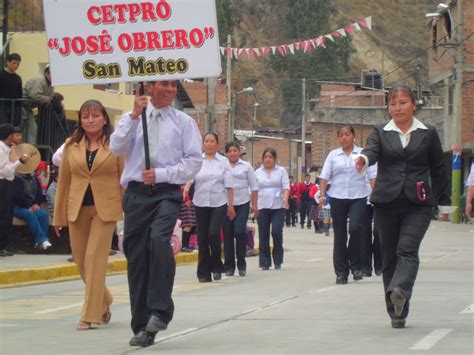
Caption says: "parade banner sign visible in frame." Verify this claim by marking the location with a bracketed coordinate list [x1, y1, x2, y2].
[42, 0, 221, 86]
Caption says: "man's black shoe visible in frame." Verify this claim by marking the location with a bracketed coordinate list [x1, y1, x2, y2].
[353, 271, 363, 281]
[225, 270, 234, 277]
[390, 287, 406, 317]
[213, 273, 222, 281]
[238, 269, 246, 277]
[375, 269, 383, 276]
[274, 264, 281, 270]
[129, 330, 156, 347]
[145, 315, 167, 333]
[336, 275, 348, 284]
[362, 271, 372, 278]
[261, 266, 269, 270]
[391, 318, 406, 329]
[198, 278, 212, 283]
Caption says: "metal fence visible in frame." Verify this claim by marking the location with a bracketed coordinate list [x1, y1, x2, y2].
[0, 98, 72, 159]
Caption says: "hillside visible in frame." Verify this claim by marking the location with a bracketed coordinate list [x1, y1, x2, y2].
[225, 0, 440, 128]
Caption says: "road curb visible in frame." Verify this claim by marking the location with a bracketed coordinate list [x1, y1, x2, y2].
[0, 252, 199, 288]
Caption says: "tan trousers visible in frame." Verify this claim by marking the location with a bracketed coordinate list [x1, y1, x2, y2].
[69, 205, 115, 324]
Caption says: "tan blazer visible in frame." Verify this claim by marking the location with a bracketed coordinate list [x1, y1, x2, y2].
[53, 138, 124, 226]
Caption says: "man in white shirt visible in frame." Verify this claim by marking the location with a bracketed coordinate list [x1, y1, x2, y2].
[465, 162, 474, 220]
[110, 81, 202, 347]
[0, 123, 28, 256]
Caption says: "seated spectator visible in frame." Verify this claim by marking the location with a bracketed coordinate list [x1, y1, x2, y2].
[13, 171, 52, 250]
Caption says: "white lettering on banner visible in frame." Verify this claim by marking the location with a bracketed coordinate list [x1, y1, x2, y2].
[42, 0, 221, 86]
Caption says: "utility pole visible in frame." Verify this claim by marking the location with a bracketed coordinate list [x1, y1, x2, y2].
[226, 35, 233, 142]
[301, 78, 306, 181]
[451, 0, 464, 223]
[206, 77, 216, 133]
[1, 0, 9, 67]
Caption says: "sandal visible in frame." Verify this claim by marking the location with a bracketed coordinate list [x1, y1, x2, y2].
[102, 309, 112, 324]
[76, 321, 92, 330]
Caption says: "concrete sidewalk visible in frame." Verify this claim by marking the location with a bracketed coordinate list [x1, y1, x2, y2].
[0, 250, 199, 288]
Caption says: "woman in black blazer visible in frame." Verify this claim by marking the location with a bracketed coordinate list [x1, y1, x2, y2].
[355, 85, 450, 329]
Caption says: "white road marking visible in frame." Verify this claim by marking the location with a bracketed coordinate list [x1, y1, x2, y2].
[304, 258, 323, 262]
[410, 328, 453, 350]
[155, 328, 199, 343]
[460, 303, 474, 314]
[35, 302, 83, 314]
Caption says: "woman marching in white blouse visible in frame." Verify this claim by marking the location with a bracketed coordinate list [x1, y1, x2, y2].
[193, 133, 235, 282]
[255, 148, 289, 270]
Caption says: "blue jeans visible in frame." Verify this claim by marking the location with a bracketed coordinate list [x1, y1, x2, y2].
[257, 208, 285, 268]
[14, 206, 49, 245]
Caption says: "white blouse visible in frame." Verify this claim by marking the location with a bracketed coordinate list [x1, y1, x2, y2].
[255, 165, 289, 210]
[230, 159, 258, 206]
[193, 153, 233, 208]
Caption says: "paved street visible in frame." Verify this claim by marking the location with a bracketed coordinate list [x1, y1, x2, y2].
[0, 221, 473, 354]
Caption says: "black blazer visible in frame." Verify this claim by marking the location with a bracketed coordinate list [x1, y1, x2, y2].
[362, 123, 451, 206]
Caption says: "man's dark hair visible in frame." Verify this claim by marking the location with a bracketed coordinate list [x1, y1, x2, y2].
[6, 53, 21, 62]
[0, 123, 15, 140]
[13, 126, 22, 134]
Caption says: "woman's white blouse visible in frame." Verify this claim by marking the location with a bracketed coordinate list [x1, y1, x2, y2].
[193, 153, 233, 208]
[319, 146, 376, 200]
[231, 159, 258, 206]
[255, 165, 289, 209]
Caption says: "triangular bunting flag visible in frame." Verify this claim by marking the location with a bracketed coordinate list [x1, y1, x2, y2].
[310, 39, 316, 48]
[263, 47, 271, 56]
[365, 16, 372, 30]
[271, 46, 277, 55]
[226, 47, 232, 57]
[220, 47, 225, 55]
[294, 42, 301, 51]
[248, 48, 256, 58]
[358, 18, 368, 28]
[337, 28, 347, 37]
[344, 25, 354, 34]
[277, 45, 286, 57]
[288, 43, 295, 54]
[331, 31, 341, 37]
[232, 48, 239, 59]
[254, 48, 261, 57]
[352, 22, 362, 32]
[325, 34, 334, 42]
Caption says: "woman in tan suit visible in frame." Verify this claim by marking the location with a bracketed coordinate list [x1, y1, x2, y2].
[54, 100, 123, 330]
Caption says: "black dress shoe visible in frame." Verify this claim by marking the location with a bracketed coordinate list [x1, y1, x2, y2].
[225, 270, 234, 277]
[238, 270, 246, 277]
[261, 266, 269, 271]
[129, 330, 156, 347]
[336, 275, 348, 284]
[391, 318, 406, 329]
[390, 287, 406, 317]
[213, 273, 222, 281]
[362, 271, 372, 278]
[274, 264, 281, 270]
[145, 315, 167, 333]
[375, 269, 383, 276]
[353, 271, 363, 281]
[198, 278, 212, 283]
[3, 249, 14, 256]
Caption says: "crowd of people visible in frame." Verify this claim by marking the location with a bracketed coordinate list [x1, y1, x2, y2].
[1, 73, 471, 346]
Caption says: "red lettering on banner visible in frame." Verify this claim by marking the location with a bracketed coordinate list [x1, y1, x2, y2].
[87, 6, 101, 25]
[174, 29, 190, 48]
[85, 1, 172, 25]
[189, 28, 205, 48]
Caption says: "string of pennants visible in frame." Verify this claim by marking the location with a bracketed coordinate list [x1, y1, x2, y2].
[219, 16, 372, 60]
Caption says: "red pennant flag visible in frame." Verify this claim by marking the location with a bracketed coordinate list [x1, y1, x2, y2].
[263, 47, 271, 56]
[225, 48, 232, 57]
[358, 18, 368, 28]
[344, 25, 354, 34]
[277, 45, 286, 57]
[248, 48, 255, 58]
[331, 31, 341, 37]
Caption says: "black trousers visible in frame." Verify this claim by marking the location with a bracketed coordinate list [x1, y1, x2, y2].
[257, 208, 285, 268]
[195, 204, 227, 280]
[223, 202, 250, 273]
[122, 182, 182, 334]
[299, 200, 312, 227]
[374, 198, 431, 320]
[286, 198, 298, 226]
[0, 179, 13, 250]
[361, 204, 382, 274]
[330, 197, 367, 277]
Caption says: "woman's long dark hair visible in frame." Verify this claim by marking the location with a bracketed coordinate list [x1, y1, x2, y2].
[69, 100, 113, 146]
